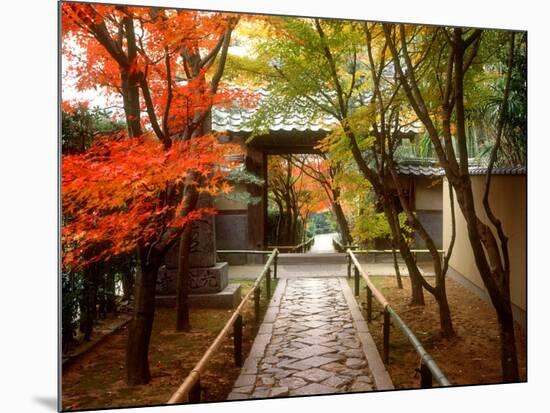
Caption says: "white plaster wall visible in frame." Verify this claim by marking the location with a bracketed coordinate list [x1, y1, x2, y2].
[442, 175, 526, 311]
[415, 177, 443, 211]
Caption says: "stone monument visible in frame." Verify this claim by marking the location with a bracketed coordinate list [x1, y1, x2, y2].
[156, 194, 241, 308]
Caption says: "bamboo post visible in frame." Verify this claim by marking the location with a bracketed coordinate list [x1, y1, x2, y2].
[347, 253, 351, 279]
[234, 314, 243, 367]
[366, 286, 373, 323]
[383, 308, 390, 364]
[254, 287, 261, 324]
[189, 379, 201, 403]
[266, 267, 271, 299]
[420, 360, 433, 388]
[354, 265, 360, 297]
[274, 252, 278, 280]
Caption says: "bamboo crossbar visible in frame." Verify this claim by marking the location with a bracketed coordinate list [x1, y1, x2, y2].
[167, 249, 279, 404]
[217, 250, 273, 255]
[347, 249, 451, 387]
[268, 236, 314, 252]
[352, 249, 444, 254]
[333, 238, 358, 251]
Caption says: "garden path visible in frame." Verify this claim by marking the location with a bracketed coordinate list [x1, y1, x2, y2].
[227, 277, 393, 400]
[308, 233, 337, 253]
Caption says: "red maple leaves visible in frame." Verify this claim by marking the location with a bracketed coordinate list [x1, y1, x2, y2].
[61, 4, 248, 270]
[62, 132, 240, 268]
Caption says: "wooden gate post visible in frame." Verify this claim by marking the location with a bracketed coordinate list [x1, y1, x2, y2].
[189, 379, 201, 403]
[383, 308, 390, 364]
[354, 265, 360, 296]
[347, 253, 351, 279]
[254, 286, 261, 324]
[234, 314, 243, 367]
[366, 287, 373, 323]
[266, 267, 271, 299]
[419, 361, 433, 388]
[274, 253, 278, 279]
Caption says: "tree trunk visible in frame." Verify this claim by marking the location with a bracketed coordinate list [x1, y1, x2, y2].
[497, 307, 520, 382]
[175, 176, 200, 331]
[121, 266, 135, 302]
[105, 271, 117, 313]
[285, 201, 293, 245]
[79, 264, 98, 341]
[396, 240, 425, 305]
[120, 16, 142, 138]
[381, 199, 425, 305]
[436, 289, 455, 338]
[388, 163, 455, 336]
[126, 245, 160, 385]
[175, 223, 193, 331]
[391, 244, 403, 289]
[455, 180, 519, 379]
[291, 206, 300, 245]
[332, 200, 352, 245]
[274, 198, 284, 244]
[121, 70, 142, 138]
[97, 268, 107, 319]
[407, 262, 425, 305]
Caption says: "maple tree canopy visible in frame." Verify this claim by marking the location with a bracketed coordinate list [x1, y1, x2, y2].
[60, 4, 254, 270]
[62, 132, 240, 269]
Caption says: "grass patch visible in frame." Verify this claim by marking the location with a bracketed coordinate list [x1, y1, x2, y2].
[347, 275, 526, 389]
[62, 277, 277, 411]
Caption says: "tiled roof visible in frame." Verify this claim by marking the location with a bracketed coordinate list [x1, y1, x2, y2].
[212, 90, 526, 177]
[212, 108, 338, 133]
[397, 164, 526, 176]
[397, 164, 444, 176]
[212, 89, 338, 133]
[212, 88, 426, 137]
[467, 166, 526, 175]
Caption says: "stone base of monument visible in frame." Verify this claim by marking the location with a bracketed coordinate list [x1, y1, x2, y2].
[156, 283, 241, 309]
[156, 261, 241, 309]
[156, 262, 230, 295]
[189, 262, 229, 293]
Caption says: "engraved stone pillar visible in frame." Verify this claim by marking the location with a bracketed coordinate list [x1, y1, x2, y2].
[156, 193, 228, 296]
[189, 194, 217, 268]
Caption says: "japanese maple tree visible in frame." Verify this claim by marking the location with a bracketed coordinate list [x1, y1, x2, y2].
[62, 3, 243, 384]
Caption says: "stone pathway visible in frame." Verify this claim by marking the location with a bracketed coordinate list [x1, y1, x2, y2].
[308, 233, 337, 253]
[228, 277, 393, 400]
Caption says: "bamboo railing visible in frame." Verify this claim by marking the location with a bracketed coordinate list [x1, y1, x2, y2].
[332, 237, 355, 252]
[347, 249, 451, 388]
[167, 249, 279, 404]
[345, 248, 444, 279]
[268, 235, 315, 253]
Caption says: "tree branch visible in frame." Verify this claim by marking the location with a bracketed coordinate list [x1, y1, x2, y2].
[482, 31, 515, 280]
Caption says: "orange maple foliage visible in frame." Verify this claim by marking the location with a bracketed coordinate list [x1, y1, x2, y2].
[60, 4, 250, 269]
[294, 164, 331, 222]
[62, 3, 255, 137]
[62, 132, 239, 268]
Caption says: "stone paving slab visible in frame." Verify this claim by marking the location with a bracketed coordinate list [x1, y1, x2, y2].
[228, 277, 393, 401]
[339, 278, 394, 391]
